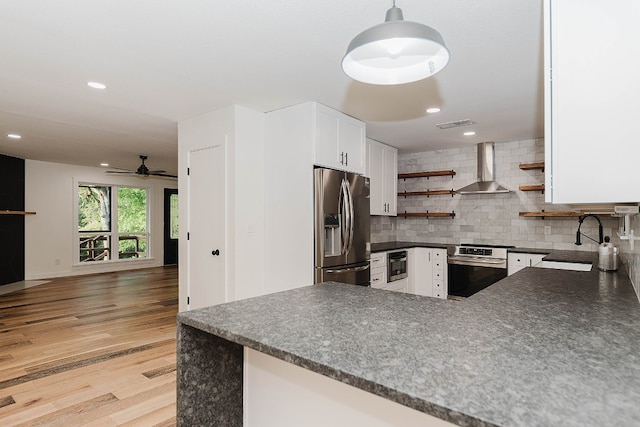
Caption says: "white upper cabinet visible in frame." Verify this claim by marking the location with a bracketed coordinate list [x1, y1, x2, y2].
[544, 0, 640, 203]
[367, 138, 397, 216]
[313, 103, 366, 175]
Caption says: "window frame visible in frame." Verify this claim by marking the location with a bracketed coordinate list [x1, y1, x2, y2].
[74, 179, 152, 265]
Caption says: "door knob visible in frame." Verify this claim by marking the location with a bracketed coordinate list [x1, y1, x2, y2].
[211, 249, 220, 256]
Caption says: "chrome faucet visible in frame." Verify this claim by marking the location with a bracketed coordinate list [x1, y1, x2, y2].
[575, 214, 604, 246]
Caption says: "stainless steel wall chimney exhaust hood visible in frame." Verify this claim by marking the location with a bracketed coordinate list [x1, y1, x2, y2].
[456, 142, 511, 195]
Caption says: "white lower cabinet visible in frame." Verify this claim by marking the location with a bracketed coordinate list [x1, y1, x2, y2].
[370, 252, 387, 289]
[408, 248, 447, 299]
[507, 252, 547, 276]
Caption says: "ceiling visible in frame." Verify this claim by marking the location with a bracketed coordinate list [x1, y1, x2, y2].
[0, 0, 544, 177]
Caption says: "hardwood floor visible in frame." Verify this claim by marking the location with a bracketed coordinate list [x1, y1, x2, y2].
[0, 267, 178, 426]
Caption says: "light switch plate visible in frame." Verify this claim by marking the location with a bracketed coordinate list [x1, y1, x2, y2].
[544, 226, 551, 235]
[428, 224, 435, 232]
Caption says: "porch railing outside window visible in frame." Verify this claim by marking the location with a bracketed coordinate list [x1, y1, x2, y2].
[78, 184, 149, 263]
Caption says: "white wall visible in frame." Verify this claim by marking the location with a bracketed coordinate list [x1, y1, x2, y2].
[25, 159, 176, 280]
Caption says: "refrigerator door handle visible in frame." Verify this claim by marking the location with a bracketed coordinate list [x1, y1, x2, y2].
[346, 180, 355, 254]
[326, 264, 370, 274]
[339, 179, 350, 255]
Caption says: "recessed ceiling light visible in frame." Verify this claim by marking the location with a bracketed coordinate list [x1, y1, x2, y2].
[7, 134, 21, 139]
[87, 81, 107, 90]
[426, 108, 441, 114]
[463, 131, 476, 136]
[100, 163, 109, 167]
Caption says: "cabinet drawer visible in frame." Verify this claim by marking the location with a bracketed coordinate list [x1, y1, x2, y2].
[433, 280, 444, 291]
[371, 272, 386, 288]
[433, 270, 444, 280]
[433, 250, 445, 261]
[433, 260, 445, 271]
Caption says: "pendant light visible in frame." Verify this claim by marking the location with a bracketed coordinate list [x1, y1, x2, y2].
[341, 1, 450, 85]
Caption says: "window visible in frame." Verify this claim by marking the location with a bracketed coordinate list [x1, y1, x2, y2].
[78, 183, 149, 263]
[169, 193, 179, 239]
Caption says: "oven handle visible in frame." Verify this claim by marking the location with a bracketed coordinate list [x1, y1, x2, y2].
[448, 257, 507, 268]
[389, 256, 407, 263]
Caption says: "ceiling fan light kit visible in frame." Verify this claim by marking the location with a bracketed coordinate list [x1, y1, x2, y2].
[341, 1, 450, 85]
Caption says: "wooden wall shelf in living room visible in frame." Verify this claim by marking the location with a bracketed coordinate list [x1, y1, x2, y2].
[398, 170, 456, 179]
[1, 210, 36, 215]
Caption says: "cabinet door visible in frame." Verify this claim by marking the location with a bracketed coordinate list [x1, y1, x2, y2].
[409, 248, 433, 297]
[367, 139, 397, 216]
[545, 0, 640, 203]
[382, 145, 398, 216]
[367, 139, 385, 215]
[507, 253, 526, 276]
[314, 107, 341, 170]
[340, 116, 366, 175]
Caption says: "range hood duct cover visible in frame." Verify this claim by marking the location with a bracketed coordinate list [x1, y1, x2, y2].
[456, 142, 511, 194]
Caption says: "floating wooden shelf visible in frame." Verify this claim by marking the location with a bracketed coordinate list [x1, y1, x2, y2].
[398, 189, 455, 197]
[398, 211, 456, 218]
[519, 162, 545, 171]
[0, 210, 36, 215]
[398, 170, 456, 179]
[519, 184, 545, 192]
[519, 211, 583, 218]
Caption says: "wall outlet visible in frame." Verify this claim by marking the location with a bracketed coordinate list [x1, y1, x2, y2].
[428, 224, 435, 232]
[544, 226, 551, 235]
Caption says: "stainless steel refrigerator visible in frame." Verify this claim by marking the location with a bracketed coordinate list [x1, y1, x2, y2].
[314, 167, 370, 286]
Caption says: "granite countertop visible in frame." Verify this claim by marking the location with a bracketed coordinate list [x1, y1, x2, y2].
[178, 264, 640, 426]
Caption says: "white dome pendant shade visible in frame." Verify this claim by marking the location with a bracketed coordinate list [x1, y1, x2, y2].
[342, 3, 450, 85]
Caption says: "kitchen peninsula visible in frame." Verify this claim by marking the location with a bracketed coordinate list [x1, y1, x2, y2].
[177, 255, 640, 426]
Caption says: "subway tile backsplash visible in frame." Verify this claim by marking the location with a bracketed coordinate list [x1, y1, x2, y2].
[371, 139, 620, 252]
[371, 138, 639, 301]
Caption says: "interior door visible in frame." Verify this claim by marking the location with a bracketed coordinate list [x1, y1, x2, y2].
[187, 144, 226, 310]
[163, 188, 178, 265]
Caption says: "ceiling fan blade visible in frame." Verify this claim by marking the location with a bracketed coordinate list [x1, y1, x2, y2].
[149, 172, 178, 179]
[107, 166, 135, 172]
[147, 169, 166, 174]
[106, 170, 136, 174]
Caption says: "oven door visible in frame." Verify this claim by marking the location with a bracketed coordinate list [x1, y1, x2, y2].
[447, 263, 507, 297]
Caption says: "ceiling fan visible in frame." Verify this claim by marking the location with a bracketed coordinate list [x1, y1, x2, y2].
[105, 155, 177, 179]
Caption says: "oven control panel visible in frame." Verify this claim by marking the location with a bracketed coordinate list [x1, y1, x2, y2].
[459, 247, 493, 256]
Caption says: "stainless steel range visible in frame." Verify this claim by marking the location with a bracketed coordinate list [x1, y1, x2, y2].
[447, 244, 511, 297]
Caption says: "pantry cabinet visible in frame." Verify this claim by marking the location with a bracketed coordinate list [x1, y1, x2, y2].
[544, 0, 640, 203]
[313, 103, 366, 175]
[367, 138, 397, 216]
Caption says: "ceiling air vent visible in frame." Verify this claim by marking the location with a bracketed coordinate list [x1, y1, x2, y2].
[435, 119, 475, 129]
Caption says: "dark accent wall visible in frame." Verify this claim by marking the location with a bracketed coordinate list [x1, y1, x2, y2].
[0, 154, 25, 286]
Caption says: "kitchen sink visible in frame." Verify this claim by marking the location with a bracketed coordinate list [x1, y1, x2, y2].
[534, 260, 592, 271]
